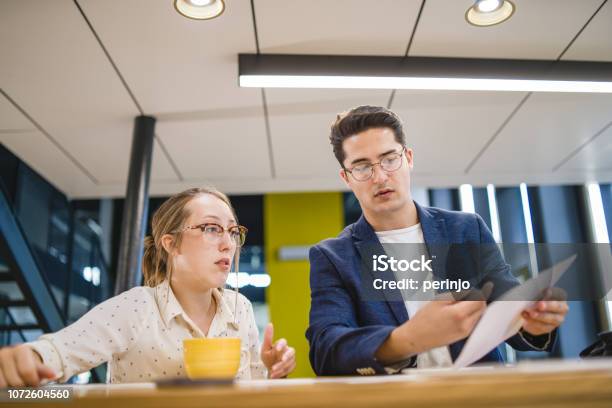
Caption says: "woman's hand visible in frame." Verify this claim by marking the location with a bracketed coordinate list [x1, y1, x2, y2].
[0, 344, 57, 387]
[260, 323, 296, 379]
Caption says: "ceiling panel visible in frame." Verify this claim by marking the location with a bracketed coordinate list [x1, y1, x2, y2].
[255, 0, 420, 179]
[79, 0, 261, 114]
[256, 0, 422, 56]
[560, 123, 612, 171]
[0, 0, 147, 186]
[410, 168, 612, 189]
[67, 175, 348, 199]
[562, 0, 612, 61]
[265, 89, 390, 177]
[150, 139, 180, 183]
[155, 117, 271, 180]
[256, 0, 413, 178]
[2, 0, 612, 198]
[469, 93, 612, 173]
[410, 0, 603, 59]
[0, 130, 93, 195]
[0, 94, 34, 131]
[391, 90, 528, 174]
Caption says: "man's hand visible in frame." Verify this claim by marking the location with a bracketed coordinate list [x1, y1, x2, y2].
[403, 299, 487, 351]
[376, 298, 487, 364]
[260, 323, 296, 379]
[521, 288, 569, 336]
[0, 344, 57, 387]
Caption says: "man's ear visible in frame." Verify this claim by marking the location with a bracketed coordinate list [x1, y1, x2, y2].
[339, 168, 350, 187]
[160, 234, 177, 256]
[405, 148, 414, 170]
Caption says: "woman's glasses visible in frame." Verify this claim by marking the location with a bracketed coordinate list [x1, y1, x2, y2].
[177, 223, 248, 246]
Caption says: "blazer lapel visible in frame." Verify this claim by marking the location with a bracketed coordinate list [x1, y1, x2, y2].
[415, 202, 449, 280]
[448, 340, 465, 362]
[416, 202, 467, 362]
[353, 215, 408, 325]
[351, 203, 451, 326]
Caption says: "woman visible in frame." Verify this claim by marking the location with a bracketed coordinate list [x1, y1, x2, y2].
[0, 187, 296, 387]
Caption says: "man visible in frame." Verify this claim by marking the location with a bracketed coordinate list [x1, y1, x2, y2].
[306, 106, 568, 375]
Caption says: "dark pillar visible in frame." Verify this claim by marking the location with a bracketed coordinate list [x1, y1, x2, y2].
[114, 115, 155, 294]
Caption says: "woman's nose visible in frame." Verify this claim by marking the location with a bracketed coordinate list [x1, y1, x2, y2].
[218, 230, 234, 250]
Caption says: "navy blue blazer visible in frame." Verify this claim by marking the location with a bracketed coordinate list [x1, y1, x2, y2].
[306, 202, 555, 376]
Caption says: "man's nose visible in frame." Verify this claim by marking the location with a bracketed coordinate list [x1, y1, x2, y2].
[371, 164, 389, 184]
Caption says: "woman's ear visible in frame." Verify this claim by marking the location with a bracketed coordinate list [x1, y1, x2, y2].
[160, 234, 176, 256]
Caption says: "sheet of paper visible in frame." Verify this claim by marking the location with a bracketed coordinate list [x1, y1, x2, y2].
[453, 254, 577, 368]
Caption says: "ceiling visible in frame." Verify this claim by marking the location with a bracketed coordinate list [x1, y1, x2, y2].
[1, 0, 611, 199]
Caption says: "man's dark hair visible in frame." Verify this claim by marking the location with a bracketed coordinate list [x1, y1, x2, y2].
[329, 105, 406, 167]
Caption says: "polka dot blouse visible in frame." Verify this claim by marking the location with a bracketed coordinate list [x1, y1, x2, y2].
[27, 280, 268, 383]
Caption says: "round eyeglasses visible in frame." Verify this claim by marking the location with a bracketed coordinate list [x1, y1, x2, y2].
[344, 148, 405, 182]
[176, 223, 248, 246]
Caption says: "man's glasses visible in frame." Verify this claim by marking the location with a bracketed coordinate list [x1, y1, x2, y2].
[177, 223, 248, 246]
[344, 148, 405, 182]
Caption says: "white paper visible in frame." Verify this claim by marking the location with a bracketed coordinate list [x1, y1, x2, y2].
[453, 254, 576, 368]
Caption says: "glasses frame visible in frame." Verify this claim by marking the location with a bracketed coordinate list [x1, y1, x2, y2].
[176, 222, 248, 247]
[344, 147, 406, 182]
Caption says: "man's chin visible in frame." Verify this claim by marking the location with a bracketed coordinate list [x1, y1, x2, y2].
[368, 197, 406, 213]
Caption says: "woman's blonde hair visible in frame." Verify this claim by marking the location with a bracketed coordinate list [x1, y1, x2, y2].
[142, 187, 240, 287]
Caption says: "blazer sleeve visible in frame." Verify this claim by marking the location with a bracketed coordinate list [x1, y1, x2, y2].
[306, 245, 396, 375]
[474, 213, 557, 353]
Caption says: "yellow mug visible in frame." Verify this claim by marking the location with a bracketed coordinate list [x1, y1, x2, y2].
[183, 338, 241, 379]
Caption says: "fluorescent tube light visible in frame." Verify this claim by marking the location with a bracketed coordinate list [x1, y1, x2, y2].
[238, 55, 612, 93]
[486, 184, 502, 243]
[240, 75, 612, 93]
[459, 184, 476, 213]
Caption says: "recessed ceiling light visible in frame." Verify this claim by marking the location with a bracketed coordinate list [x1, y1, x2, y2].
[174, 0, 225, 20]
[466, 0, 515, 27]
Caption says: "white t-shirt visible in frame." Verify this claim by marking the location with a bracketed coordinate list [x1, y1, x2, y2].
[376, 224, 453, 369]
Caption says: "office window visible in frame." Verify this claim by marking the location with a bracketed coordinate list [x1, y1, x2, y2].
[428, 188, 460, 211]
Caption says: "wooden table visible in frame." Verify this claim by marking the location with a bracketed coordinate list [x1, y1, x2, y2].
[4, 359, 612, 408]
